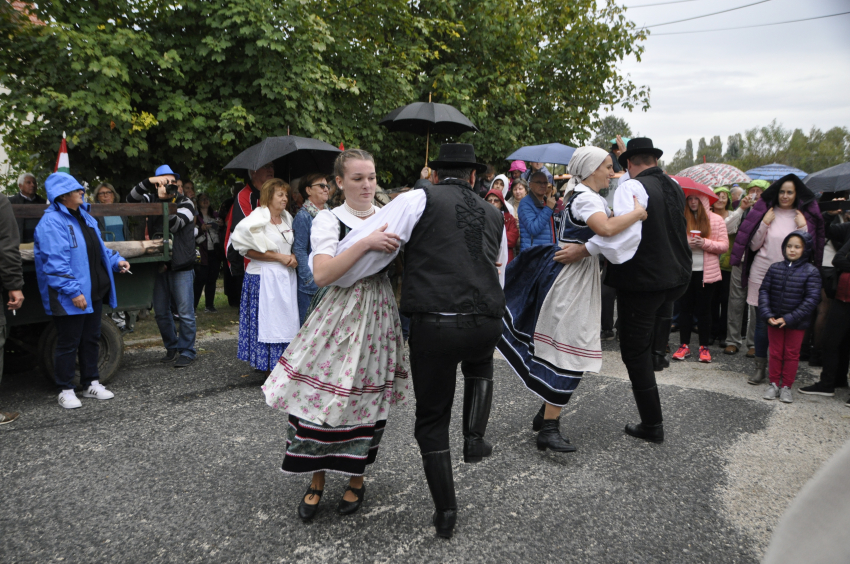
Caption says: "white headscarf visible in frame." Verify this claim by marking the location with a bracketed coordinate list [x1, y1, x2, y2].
[566, 146, 611, 192]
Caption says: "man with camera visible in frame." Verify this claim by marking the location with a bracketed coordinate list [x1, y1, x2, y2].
[127, 165, 198, 368]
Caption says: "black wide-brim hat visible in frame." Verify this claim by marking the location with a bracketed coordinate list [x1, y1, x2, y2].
[618, 137, 663, 168]
[429, 143, 488, 173]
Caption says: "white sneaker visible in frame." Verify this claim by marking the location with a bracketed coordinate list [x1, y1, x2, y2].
[763, 383, 780, 401]
[82, 381, 114, 400]
[779, 386, 793, 404]
[58, 390, 82, 409]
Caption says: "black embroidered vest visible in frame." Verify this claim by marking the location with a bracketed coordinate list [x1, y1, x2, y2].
[400, 180, 506, 317]
[605, 167, 692, 292]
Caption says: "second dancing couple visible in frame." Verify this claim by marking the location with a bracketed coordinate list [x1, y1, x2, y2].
[499, 139, 690, 447]
[262, 145, 506, 539]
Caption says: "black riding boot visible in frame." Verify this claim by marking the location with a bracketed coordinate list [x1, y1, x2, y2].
[652, 313, 672, 372]
[625, 386, 664, 443]
[462, 378, 494, 463]
[422, 451, 457, 539]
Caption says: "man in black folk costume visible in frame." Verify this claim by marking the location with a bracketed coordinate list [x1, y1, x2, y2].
[560, 138, 691, 442]
[332, 143, 508, 538]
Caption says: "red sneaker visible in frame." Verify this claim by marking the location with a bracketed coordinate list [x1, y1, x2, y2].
[672, 344, 691, 360]
[699, 346, 712, 363]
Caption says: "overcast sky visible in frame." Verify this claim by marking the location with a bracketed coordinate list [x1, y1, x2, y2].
[608, 0, 850, 163]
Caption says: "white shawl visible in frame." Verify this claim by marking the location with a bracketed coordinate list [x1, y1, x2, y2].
[231, 206, 294, 255]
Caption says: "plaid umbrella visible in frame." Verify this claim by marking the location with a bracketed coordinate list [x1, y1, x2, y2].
[675, 163, 751, 186]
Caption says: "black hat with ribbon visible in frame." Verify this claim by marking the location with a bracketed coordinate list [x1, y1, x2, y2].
[618, 137, 664, 168]
[429, 143, 488, 173]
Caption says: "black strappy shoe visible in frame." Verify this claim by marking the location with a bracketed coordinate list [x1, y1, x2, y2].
[298, 486, 324, 521]
[337, 484, 366, 515]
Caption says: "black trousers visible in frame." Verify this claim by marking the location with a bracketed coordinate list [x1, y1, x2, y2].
[601, 283, 617, 332]
[408, 314, 502, 454]
[53, 300, 102, 390]
[194, 252, 222, 309]
[711, 269, 731, 341]
[820, 299, 850, 388]
[678, 271, 717, 348]
[223, 269, 243, 308]
[618, 284, 689, 390]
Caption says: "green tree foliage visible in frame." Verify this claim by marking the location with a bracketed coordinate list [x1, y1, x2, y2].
[695, 135, 723, 163]
[0, 0, 648, 194]
[590, 115, 633, 150]
[725, 121, 849, 174]
[724, 133, 743, 161]
[666, 121, 849, 175]
[666, 138, 694, 174]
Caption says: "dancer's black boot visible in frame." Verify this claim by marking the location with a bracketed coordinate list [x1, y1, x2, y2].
[422, 451, 457, 539]
[462, 378, 493, 463]
[625, 385, 664, 443]
[536, 418, 577, 452]
[652, 313, 672, 372]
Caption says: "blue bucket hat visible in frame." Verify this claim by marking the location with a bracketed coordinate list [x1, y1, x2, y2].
[155, 164, 180, 180]
[45, 172, 85, 203]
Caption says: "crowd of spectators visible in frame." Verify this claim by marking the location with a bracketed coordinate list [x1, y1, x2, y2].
[1, 156, 848, 419]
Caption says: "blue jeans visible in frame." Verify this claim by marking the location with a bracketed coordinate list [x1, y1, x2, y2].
[154, 269, 197, 359]
[755, 311, 769, 360]
[53, 300, 103, 390]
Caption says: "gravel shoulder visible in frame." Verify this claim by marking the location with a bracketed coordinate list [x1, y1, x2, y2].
[0, 336, 846, 563]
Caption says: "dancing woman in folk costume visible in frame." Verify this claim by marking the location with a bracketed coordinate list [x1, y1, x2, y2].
[261, 149, 409, 521]
[497, 146, 647, 452]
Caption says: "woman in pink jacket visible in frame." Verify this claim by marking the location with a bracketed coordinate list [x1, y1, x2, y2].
[672, 193, 729, 363]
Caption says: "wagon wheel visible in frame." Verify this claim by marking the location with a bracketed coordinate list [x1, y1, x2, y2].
[38, 315, 125, 386]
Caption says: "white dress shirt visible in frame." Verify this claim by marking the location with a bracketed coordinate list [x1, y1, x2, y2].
[329, 189, 508, 289]
[582, 179, 647, 264]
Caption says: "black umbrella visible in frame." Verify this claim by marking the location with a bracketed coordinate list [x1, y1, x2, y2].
[804, 162, 850, 193]
[379, 96, 479, 165]
[223, 136, 341, 181]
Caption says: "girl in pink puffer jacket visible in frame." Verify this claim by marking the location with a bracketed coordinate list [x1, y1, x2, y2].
[672, 193, 729, 363]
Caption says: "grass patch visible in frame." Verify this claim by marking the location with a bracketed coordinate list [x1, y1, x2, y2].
[122, 278, 240, 346]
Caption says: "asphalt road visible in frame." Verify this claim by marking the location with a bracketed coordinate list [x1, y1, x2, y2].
[1, 338, 773, 563]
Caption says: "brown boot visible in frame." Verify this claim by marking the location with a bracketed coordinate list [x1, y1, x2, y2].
[723, 345, 738, 355]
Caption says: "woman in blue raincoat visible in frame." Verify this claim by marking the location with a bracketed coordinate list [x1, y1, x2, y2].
[34, 173, 130, 409]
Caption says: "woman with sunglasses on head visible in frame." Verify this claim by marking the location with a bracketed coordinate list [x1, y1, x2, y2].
[231, 179, 300, 375]
[292, 173, 330, 324]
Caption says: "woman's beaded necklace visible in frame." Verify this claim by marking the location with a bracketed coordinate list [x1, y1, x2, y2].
[344, 202, 375, 218]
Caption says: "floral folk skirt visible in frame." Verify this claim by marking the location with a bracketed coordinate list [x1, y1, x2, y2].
[262, 273, 409, 476]
[237, 274, 289, 371]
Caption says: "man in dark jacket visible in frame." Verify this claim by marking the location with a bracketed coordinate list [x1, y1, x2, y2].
[556, 138, 691, 443]
[332, 143, 508, 539]
[0, 194, 24, 424]
[127, 165, 198, 368]
[223, 163, 275, 307]
[9, 172, 47, 243]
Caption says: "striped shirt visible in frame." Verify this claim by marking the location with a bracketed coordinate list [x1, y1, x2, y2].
[127, 179, 195, 237]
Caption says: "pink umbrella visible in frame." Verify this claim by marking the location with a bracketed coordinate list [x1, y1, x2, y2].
[670, 175, 719, 204]
[675, 163, 751, 187]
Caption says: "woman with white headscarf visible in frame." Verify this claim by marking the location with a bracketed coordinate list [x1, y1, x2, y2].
[496, 146, 647, 452]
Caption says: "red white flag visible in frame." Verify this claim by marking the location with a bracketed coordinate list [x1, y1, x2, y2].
[54, 132, 69, 173]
